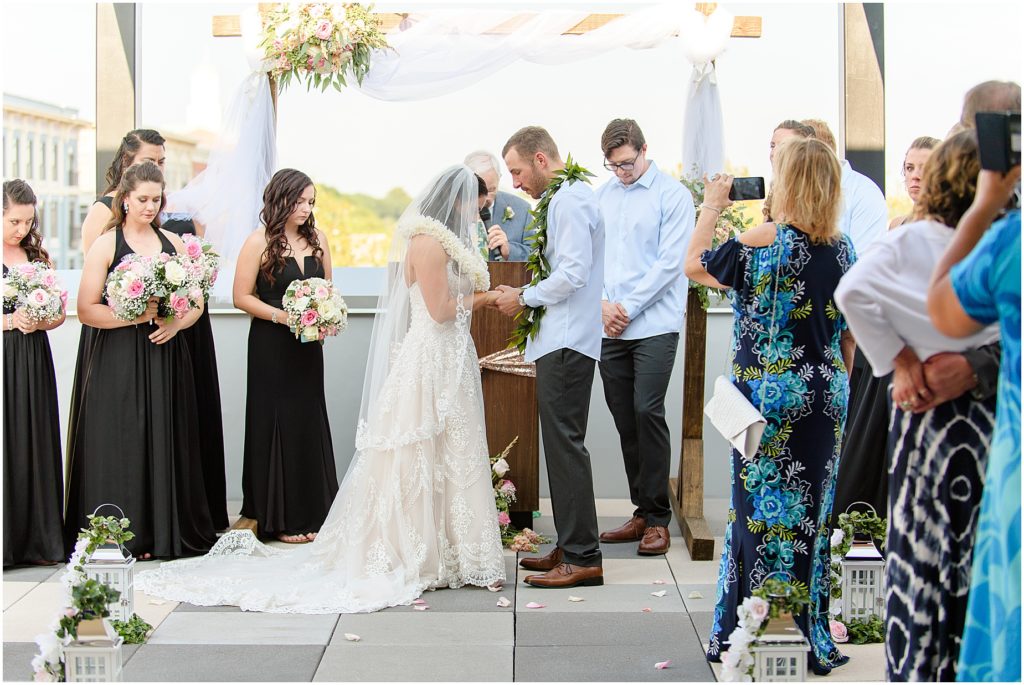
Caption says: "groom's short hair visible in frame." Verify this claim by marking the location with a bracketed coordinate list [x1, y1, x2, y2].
[601, 118, 646, 157]
[503, 126, 560, 163]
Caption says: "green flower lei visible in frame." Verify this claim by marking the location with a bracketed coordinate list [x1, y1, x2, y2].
[507, 155, 595, 354]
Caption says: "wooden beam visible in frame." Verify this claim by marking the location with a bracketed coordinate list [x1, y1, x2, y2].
[214, 11, 762, 39]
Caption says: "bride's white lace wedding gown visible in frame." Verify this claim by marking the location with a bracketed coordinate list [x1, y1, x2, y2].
[136, 282, 506, 613]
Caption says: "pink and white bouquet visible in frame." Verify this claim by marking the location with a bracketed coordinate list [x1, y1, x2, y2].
[151, 253, 205, 321]
[2, 261, 67, 323]
[180, 234, 220, 298]
[104, 254, 159, 321]
[282, 277, 348, 344]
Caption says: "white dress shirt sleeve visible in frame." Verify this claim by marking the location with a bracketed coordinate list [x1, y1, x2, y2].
[618, 188, 694, 320]
[522, 191, 594, 308]
[844, 172, 889, 253]
[834, 241, 907, 376]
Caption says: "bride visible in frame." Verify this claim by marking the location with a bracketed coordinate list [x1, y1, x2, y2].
[136, 165, 506, 613]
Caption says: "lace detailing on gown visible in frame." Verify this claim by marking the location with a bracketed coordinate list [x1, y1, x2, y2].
[136, 284, 505, 613]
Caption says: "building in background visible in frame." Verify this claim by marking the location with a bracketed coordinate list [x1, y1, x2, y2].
[3, 93, 95, 269]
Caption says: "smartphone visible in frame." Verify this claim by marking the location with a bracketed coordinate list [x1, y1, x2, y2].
[976, 111, 1021, 173]
[729, 176, 766, 201]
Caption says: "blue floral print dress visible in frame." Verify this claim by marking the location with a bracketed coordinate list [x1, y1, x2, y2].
[701, 224, 856, 675]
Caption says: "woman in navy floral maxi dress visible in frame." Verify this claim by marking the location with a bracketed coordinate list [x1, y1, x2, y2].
[685, 139, 856, 675]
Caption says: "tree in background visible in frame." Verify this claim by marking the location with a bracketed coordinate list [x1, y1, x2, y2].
[314, 184, 412, 267]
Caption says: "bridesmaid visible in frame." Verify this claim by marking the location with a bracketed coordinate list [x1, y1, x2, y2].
[73, 129, 229, 531]
[3, 180, 66, 566]
[233, 169, 339, 543]
[64, 162, 217, 559]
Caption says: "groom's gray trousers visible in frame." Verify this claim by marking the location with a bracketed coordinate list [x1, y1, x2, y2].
[535, 348, 602, 568]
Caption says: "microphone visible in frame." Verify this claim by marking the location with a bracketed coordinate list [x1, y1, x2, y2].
[480, 206, 502, 261]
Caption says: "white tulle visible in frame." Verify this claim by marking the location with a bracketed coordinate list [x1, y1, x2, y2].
[136, 282, 506, 613]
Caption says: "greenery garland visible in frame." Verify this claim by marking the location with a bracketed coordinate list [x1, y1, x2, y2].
[828, 508, 887, 645]
[507, 155, 595, 354]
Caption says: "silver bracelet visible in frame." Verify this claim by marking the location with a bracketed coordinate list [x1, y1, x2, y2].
[271, 310, 279, 325]
[700, 203, 723, 216]
[6, 314, 12, 331]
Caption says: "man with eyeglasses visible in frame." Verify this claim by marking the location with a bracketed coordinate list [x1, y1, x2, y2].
[595, 118, 694, 556]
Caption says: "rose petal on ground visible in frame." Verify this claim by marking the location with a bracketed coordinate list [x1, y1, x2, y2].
[568, 595, 585, 602]
[486, 584, 502, 593]
[688, 591, 704, 599]
[496, 597, 511, 608]
[413, 605, 429, 611]
[412, 599, 427, 605]
[655, 660, 672, 670]
[651, 590, 668, 597]
[525, 602, 546, 609]
[641, 607, 653, 612]
[343, 633, 361, 642]
[652, 579, 666, 585]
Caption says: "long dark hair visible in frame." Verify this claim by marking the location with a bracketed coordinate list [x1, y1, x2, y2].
[259, 169, 324, 285]
[103, 162, 167, 233]
[104, 129, 166, 194]
[3, 179, 50, 264]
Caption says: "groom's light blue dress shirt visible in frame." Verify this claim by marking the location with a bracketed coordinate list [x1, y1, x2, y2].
[838, 159, 888, 255]
[521, 180, 605, 363]
[597, 161, 695, 340]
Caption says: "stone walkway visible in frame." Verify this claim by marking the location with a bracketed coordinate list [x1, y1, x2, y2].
[2, 500, 884, 681]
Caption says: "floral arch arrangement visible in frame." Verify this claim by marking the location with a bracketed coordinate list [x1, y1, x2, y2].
[260, 3, 390, 92]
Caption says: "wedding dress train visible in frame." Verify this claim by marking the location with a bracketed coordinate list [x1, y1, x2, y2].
[136, 283, 506, 613]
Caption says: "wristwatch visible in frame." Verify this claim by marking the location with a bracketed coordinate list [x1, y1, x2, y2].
[517, 290, 527, 307]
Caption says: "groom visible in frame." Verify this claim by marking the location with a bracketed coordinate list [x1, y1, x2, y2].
[493, 126, 605, 588]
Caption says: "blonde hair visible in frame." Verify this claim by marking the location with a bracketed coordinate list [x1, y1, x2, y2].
[771, 138, 842, 244]
[801, 119, 836, 153]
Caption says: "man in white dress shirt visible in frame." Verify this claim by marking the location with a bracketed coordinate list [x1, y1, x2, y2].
[594, 119, 694, 556]
[493, 125, 605, 589]
[801, 119, 888, 255]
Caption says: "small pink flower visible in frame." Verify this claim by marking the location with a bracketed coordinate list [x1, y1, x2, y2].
[185, 241, 202, 259]
[115, 261, 131, 272]
[278, 55, 290, 70]
[301, 309, 318, 326]
[60, 291, 68, 306]
[273, 39, 284, 51]
[189, 287, 203, 303]
[18, 263, 37, 277]
[500, 480, 516, 494]
[29, 288, 49, 306]
[315, 286, 329, 299]
[171, 293, 191, 316]
[127, 279, 145, 298]
[314, 19, 333, 40]
[307, 56, 315, 68]
[830, 619, 849, 643]
[42, 272, 56, 287]
[63, 607, 78, 618]
[209, 269, 219, 285]
[497, 511, 511, 527]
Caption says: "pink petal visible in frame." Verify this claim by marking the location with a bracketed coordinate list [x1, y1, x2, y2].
[652, 579, 666, 585]
[655, 660, 672, 670]
[641, 607, 653, 612]
[525, 602, 546, 609]
[486, 584, 502, 593]
[413, 605, 429, 611]
[343, 633, 361, 642]
[412, 599, 427, 605]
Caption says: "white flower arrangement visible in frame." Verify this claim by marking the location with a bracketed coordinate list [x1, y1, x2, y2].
[398, 215, 490, 292]
[503, 206, 515, 222]
[720, 595, 770, 681]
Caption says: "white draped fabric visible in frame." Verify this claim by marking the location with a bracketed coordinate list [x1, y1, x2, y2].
[168, 3, 732, 266]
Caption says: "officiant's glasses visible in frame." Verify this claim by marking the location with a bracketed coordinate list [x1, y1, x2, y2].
[603, 149, 642, 172]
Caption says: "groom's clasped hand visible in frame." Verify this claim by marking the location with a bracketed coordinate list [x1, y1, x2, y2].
[487, 284, 525, 316]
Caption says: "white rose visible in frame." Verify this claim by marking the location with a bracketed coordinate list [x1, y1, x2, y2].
[294, 296, 310, 311]
[164, 260, 187, 286]
[3, 282, 16, 299]
[319, 300, 338, 320]
[303, 325, 319, 340]
[747, 596, 770, 622]
[721, 649, 742, 668]
[35, 632, 62, 665]
[831, 528, 844, 547]
[492, 458, 510, 477]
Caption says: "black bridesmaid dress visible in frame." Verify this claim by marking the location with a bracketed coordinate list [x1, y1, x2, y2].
[240, 255, 339, 539]
[3, 265, 65, 566]
[161, 214, 229, 530]
[63, 227, 218, 558]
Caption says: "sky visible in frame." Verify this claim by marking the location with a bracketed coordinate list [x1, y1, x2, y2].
[2, 1, 1022, 201]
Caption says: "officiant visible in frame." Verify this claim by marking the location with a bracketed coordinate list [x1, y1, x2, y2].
[465, 150, 534, 261]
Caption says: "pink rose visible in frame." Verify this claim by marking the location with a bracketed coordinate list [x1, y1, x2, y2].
[189, 287, 203, 303]
[273, 39, 284, 51]
[497, 511, 511, 527]
[278, 55, 290, 70]
[171, 293, 191, 316]
[158, 253, 170, 263]
[500, 480, 516, 495]
[829, 619, 849, 643]
[185, 241, 203, 259]
[301, 309, 318, 326]
[209, 269, 219, 285]
[315, 286, 329, 300]
[42, 272, 56, 287]
[29, 288, 49, 306]
[130, 262, 147, 275]
[127, 279, 145, 298]
[18, 263, 36, 277]
[60, 291, 68, 307]
[314, 19, 333, 40]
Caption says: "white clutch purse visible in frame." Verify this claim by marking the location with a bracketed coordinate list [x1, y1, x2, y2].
[704, 375, 766, 460]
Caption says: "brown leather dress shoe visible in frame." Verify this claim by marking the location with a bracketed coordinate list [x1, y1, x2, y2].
[518, 546, 563, 572]
[524, 562, 604, 588]
[600, 514, 646, 543]
[638, 525, 670, 555]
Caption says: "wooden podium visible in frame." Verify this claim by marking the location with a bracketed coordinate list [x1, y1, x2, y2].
[470, 262, 539, 529]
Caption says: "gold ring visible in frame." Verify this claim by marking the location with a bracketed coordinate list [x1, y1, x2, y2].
[899, 400, 912, 410]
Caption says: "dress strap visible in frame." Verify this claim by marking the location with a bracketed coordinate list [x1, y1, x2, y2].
[152, 225, 177, 255]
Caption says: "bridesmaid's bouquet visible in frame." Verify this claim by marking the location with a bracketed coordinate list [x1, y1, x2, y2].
[104, 254, 159, 321]
[180, 234, 221, 297]
[151, 253, 205, 321]
[2, 261, 67, 323]
[282, 277, 348, 344]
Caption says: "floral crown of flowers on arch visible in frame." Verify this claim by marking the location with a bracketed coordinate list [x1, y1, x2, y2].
[397, 214, 490, 292]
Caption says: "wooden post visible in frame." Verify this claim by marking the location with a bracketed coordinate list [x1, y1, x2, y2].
[671, 289, 716, 560]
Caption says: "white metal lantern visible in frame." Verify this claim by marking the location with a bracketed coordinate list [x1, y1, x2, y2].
[840, 540, 884, 622]
[82, 543, 135, 622]
[64, 618, 124, 682]
[751, 613, 810, 682]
